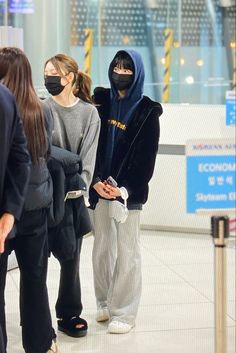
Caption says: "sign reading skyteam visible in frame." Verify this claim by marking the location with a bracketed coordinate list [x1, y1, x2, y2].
[226, 91, 236, 126]
[186, 139, 236, 214]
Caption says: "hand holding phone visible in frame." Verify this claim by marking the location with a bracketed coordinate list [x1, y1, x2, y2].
[106, 176, 118, 188]
[105, 176, 122, 198]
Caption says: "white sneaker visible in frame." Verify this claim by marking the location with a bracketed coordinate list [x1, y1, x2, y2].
[47, 340, 58, 353]
[108, 320, 133, 334]
[96, 307, 109, 322]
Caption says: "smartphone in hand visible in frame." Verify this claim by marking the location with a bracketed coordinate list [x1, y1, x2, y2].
[106, 176, 118, 187]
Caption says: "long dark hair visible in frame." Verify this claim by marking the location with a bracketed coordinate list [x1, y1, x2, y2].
[0, 47, 47, 164]
[44, 53, 93, 104]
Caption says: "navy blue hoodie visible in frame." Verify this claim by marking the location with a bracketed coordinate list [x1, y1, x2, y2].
[103, 50, 145, 178]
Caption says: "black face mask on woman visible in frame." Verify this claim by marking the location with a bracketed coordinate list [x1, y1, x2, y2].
[44, 76, 66, 96]
[111, 72, 133, 91]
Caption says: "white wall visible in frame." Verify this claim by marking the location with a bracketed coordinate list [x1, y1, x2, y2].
[141, 103, 235, 233]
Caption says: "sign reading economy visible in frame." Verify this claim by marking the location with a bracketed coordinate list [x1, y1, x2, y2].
[186, 139, 236, 214]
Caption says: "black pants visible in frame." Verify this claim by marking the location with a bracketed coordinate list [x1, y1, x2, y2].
[0, 209, 55, 353]
[0, 253, 7, 353]
[55, 237, 83, 319]
[0, 326, 5, 353]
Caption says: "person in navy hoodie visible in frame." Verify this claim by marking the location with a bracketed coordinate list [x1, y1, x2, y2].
[89, 50, 163, 333]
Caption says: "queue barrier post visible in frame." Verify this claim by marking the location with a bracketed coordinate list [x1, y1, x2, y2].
[211, 216, 229, 353]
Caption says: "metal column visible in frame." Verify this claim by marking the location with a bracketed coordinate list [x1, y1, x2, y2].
[21, 0, 70, 90]
[144, 0, 161, 101]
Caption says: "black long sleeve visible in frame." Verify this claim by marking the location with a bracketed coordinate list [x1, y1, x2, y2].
[0, 84, 31, 220]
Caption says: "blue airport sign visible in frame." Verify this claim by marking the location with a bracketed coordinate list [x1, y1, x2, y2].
[9, 0, 34, 14]
[186, 139, 236, 214]
[226, 91, 236, 126]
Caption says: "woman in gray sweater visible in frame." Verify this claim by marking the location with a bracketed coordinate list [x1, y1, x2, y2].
[44, 54, 100, 337]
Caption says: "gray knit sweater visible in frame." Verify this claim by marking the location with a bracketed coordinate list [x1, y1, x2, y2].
[43, 97, 100, 192]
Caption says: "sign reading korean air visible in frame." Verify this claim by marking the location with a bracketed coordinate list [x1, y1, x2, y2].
[186, 139, 236, 214]
[226, 91, 236, 126]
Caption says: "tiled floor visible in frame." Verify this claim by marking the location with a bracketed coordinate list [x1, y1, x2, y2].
[5, 231, 236, 353]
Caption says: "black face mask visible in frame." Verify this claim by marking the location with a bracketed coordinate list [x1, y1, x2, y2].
[44, 76, 65, 96]
[111, 72, 133, 91]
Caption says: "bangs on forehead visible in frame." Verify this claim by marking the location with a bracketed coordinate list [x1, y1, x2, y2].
[113, 53, 134, 72]
[48, 57, 65, 76]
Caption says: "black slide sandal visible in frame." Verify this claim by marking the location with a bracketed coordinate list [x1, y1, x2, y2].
[57, 317, 88, 337]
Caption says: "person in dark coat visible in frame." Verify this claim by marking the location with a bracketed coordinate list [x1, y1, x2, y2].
[0, 83, 30, 353]
[47, 145, 91, 261]
[89, 50, 163, 334]
[0, 47, 57, 353]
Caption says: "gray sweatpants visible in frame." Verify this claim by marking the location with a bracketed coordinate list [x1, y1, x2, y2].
[89, 199, 142, 326]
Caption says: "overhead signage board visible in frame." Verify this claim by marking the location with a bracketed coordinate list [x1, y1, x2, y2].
[9, 0, 34, 14]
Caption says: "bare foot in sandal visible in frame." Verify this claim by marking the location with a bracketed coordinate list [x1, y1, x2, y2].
[57, 317, 88, 337]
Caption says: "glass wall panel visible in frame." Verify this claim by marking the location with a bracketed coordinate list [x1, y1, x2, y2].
[69, 0, 236, 104]
[0, 0, 235, 103]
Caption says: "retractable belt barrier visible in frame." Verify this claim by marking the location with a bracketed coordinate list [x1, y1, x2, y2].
[211, 216, 230, 353]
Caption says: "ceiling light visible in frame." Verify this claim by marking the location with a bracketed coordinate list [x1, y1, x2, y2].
[196, 59, 204, 66]
[185, 76, 195, 84]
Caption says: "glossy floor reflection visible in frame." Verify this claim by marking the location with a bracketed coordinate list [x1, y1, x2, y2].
[6, 231, 236, 353]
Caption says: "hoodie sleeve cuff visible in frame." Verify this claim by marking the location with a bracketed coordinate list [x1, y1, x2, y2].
[119, 187, 129, 200]
[91, 177, 101, 188]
